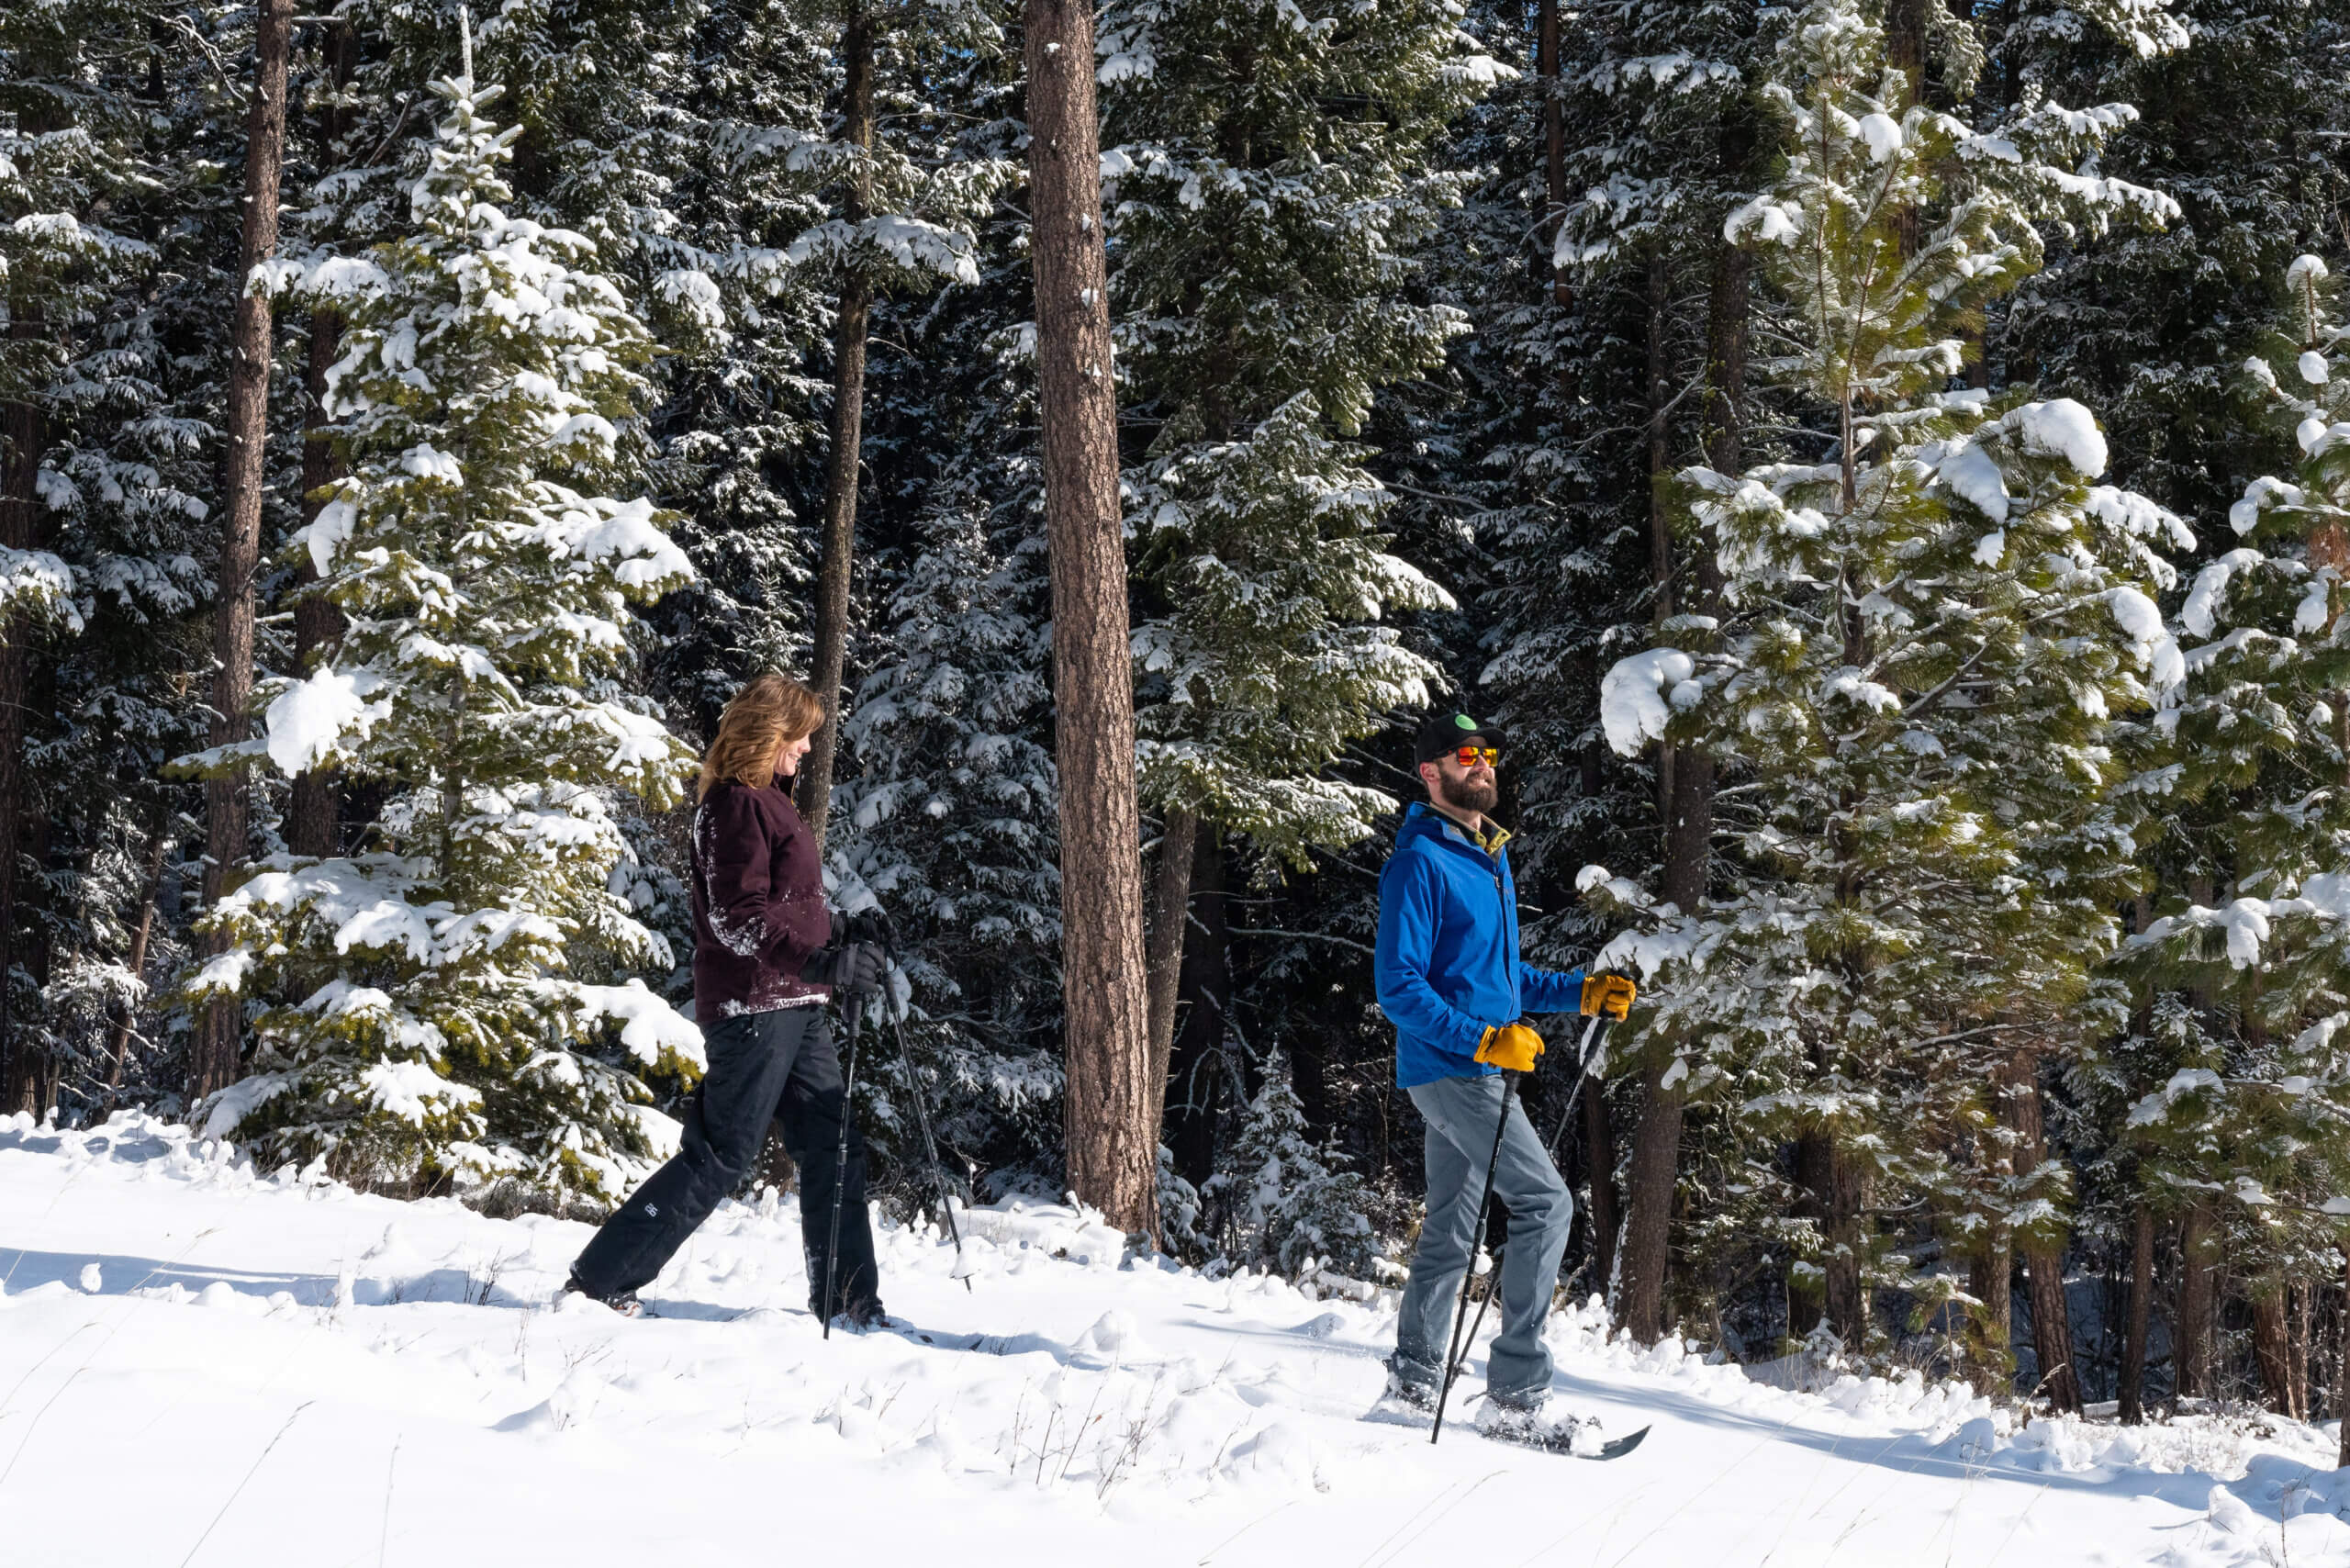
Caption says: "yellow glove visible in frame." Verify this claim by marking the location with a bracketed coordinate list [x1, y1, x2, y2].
[1475, 1022, 1545, 1073]
[1581, 973, 1637, 1020]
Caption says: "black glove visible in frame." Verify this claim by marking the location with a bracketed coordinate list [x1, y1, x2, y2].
[800, 941, 884, 1000]
[836, 906, 897, 950]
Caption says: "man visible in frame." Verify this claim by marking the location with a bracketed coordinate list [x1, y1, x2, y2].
[1374, 708, 1635, 1439]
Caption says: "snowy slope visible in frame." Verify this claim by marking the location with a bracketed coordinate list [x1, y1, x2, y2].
[2, 1113, 2345, 1568]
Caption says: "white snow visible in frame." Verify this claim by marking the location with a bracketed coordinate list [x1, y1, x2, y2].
[1601, 647, 1695, 756]
[263, 666, 384, 777]
[2009, 398, 2109, 478]
[2107, 586, 2185, 690]
[1927, 436, 2009, 523]
[4, 1114, 2346, 1567]
[2299, 350, 2331, 386]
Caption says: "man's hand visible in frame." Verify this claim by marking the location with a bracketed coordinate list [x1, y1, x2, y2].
[1475, 1022, 1545, 1073]
[1581, 973, 1636, 1021]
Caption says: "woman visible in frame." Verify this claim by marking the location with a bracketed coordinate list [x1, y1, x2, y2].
[565, 672, 888, 1322]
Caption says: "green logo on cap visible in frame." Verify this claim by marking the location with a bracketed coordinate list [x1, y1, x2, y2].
[1455, 713, 1479, 731]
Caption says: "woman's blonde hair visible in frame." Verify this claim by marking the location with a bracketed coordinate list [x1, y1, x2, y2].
[697, 672, 826, 801]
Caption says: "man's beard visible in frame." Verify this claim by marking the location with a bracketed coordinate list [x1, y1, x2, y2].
[1437, 771, 1498, 815]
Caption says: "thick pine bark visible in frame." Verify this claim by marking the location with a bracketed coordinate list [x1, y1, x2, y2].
[2177, 1198, 2218, 1400]
[1143, 805, 1200, 1140]
[194, 0, 295, 1103]
[798, 10, 878, 849]
[2253, 1284, 2300, 1418]
[1026, 0, 1154, 1231]
[0, 386, 40, 1114]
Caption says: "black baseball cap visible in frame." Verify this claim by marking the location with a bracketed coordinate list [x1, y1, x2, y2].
[1414, 708, 1505, 765]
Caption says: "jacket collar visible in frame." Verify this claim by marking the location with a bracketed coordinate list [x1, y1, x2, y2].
[1401, 801, 1511, 858]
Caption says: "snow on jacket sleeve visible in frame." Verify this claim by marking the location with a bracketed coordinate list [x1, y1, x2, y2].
[1518, 961, 1587, 1017]
[698, 788, 830, 973]
[1375, 849, 1493, 1070]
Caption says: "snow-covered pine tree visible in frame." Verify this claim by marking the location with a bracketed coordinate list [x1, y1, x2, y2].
[1201, 1048, 1375, 1278]
[1097, 0, 1484, 865]
[182, 68, 703, 1200]
[2119, 251, 2350, 1415]
[1591, 0, 2186, 1356]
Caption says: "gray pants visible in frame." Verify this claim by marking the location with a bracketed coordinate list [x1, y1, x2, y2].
[1391, 1073, 1573, 1404]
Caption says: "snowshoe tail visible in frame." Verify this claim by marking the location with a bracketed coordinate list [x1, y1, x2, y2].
[1590, 1425, 1651, 1461]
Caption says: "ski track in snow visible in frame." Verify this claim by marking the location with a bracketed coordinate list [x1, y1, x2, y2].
[2, 1113, 2345, 1567]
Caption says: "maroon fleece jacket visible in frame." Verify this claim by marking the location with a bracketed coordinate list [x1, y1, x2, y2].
[690, 779, 834, 1020]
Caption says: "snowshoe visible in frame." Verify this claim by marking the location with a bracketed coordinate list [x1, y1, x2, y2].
[561, 1276, 646, 1317]
[1364, 1361, 1442, 1428]
[1474, 1394, 1649, 1461]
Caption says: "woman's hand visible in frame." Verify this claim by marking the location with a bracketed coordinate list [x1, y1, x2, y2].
[800, 941, 885, 999]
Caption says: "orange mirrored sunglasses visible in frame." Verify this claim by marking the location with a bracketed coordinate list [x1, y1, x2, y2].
[1450, 745, 1500, 769]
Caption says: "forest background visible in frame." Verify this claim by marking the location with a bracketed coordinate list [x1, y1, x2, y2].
[6, 0, 2350, 1436]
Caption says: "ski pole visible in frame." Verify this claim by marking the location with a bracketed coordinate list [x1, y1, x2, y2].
[883, 973, 973, 1291]
[821, 996, 864, 1340]
[1433, 1066, 1520, 1444]
[1546, 1014, 1613, 1165]
[1449, 1018, 1617, 1423]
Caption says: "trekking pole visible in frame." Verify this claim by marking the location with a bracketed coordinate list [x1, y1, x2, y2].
[820, 997, 865, 1341]
[1546, 1014, 1614, 1165]
[882, 958, 973, 1292]
[1432, 1066, 1520, 1445]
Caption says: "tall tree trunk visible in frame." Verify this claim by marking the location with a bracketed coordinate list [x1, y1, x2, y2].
[1617, 247, 1684, 1342]
[1582, 1078, 1617, 1294]
[1538, 0, 1569, 308]
[798, 9, 878, 850]
[1164, 827, 1226, 1187]
[0, 370, 42, 1115]
[2291, 1277, 2313, 1420]
[2002, 1051, 2080, 1412]
[1966, 1222, 2015, 1394]
[107, 812, 173, 1089]
[2177, 1198, 2218, 1401]
[2337, 1245, 2350, 1467]
[2119, 1198, 2154, 1423]
[1026, 0, 1153, 1231]
[194, 0, 295, 1103]
[1143, 806, 1200, 1146]
[2253, 1284, 2300, 1418]
[288, 19, 355, 860]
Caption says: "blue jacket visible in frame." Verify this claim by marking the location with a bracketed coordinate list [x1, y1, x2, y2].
[1375, 802, 1585, 1089]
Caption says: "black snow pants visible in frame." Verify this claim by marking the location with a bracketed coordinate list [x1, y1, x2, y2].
[568, 1003, 879, 1315]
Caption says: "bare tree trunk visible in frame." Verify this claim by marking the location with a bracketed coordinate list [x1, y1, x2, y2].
[106, 812, 173, 1089]
[2001, 1051, 2081, 1412]
[1538, 0, 1569, 308]
[2292, 1277, 2313, 1420]
[1143, 805, 1199, 1136]
[1966, 1224, 2014, 1394]
[1026, 0, 1153, 1231]
[1582, 1078, 1617, 1294]
[2338, 1246, 2349, 1467]
[2177, 1199, 2217, 1401]
[0, 367, 42, 1114]
[288, 19, 355, 860]
[194, 0, 295, 1103]
[1163, 821, 1225, 1188]
[2120, 1198, 2154, 1422]
[2254, 1284, 2300, 1418]
[797, 8, 877, 851]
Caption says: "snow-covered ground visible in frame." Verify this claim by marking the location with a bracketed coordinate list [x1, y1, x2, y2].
[4, 1114, 2345, 1567]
